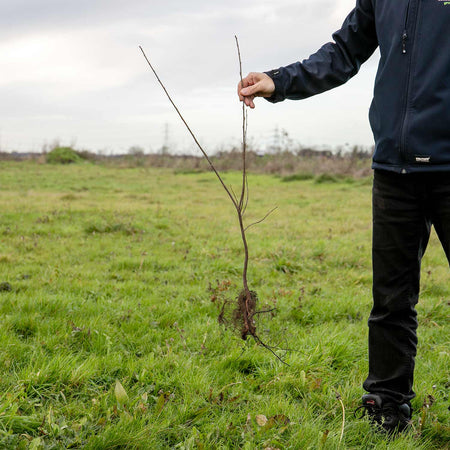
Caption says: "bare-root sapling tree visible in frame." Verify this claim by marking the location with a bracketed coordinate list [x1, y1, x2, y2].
[140, 38, 284, 363]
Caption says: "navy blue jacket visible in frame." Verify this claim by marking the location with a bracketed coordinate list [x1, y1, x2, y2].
[266, 0, 450, 173]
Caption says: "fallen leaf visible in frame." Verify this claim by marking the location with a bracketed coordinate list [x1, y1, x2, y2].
[320, 429, 329, 447]
[300, 370, 306, 385]
[137, 402, 148, 413]
[264, 414, 291, 430]
[256, 414, 268, 426]
[114, 380, 129, 406]
[271, 414, 290, 425]
[245, 413, 253, 432]
[29, 437, 42, 450]
[155, 392, 171, 415]
[97, 418, 106, 427]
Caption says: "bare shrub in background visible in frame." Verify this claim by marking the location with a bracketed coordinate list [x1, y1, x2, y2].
[102, 146, 373, 178]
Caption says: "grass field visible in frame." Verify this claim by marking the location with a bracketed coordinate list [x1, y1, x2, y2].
[0, 161, 448, 449]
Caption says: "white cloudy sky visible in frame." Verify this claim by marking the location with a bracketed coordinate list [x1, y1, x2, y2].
[0, 0, 380, 154]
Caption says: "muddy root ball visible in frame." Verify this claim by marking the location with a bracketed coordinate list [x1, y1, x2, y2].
[218, 289, 258, 340]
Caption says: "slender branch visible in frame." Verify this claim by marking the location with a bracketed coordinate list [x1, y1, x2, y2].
[229, 185, 239, 205]
[139, 46, 238, 210]
[238, 212, 250, 293]
[253, 334, 290, 366]
[242, 173, 250, 217]
[233, 36, 250, 296]
[235, 36, 247, 213]
[251, 308, 277, 315]
[244, 207, 278, 232]
[242, 109, 249, 215]
[239, 113, 247, 213]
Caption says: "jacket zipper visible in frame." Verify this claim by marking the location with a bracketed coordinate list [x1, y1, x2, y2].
[399, 0, 419, 164]
[402, 0, 411, 54]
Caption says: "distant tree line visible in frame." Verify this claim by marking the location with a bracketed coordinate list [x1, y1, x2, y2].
[0, 144, 373, 178]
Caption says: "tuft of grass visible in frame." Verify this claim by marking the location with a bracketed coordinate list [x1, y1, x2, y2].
[315, 173, 340, 184]
[84, 222, 144, 235]
[281, 172, 315, 182]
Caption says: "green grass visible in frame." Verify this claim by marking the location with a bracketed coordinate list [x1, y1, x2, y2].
[0, 161, 448, 449]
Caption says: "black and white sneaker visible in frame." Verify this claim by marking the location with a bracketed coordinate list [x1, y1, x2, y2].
[357, 394, 412, 433]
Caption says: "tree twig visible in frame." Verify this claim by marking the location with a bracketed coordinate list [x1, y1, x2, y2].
[251, 308, 277, 315]
[253, 334, 289, 366]
[235, 36, 247, 214]
[139, 46, 238, 210]
[244, 207, 278, 232]
[229, 185, 239, 205]
[242, 168, 250, 217]
[234, 36, 253, 336]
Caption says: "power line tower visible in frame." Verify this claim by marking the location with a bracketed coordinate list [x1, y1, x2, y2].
[267, 126, 281, 153]
[160, 123, 169, 155]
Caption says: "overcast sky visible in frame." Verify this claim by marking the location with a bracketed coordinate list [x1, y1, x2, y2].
[0, 0, 380, 154]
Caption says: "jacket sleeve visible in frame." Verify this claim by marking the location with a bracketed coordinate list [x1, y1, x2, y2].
[265, 0, 378, 103]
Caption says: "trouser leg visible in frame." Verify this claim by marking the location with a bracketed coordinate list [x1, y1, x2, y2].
[363, 170, 431, 404]
[429, 172, 450, 265]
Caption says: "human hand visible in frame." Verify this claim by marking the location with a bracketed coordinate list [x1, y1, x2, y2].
[237, 72, 275, 109]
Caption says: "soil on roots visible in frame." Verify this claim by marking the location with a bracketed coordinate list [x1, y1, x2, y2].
[218, 289, 258, 340]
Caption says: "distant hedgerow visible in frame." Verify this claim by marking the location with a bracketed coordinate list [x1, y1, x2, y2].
[46, 147, 82, 164]
[281, 172, 315, 182]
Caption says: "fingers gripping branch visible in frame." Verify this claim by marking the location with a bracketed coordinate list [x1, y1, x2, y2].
[237, 72, 276, 109]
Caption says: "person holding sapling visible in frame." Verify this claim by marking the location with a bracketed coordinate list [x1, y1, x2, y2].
[238, 0, 450, 434]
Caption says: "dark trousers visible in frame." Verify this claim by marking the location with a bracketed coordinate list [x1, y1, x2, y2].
[363, 169, 450, 404]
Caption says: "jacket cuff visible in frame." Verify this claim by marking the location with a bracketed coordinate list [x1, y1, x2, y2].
[264, 68, 285, 103]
